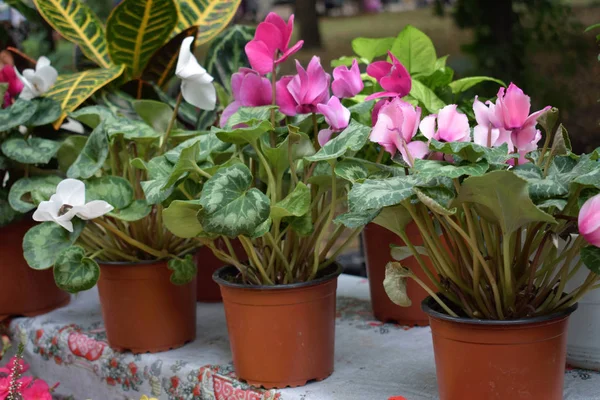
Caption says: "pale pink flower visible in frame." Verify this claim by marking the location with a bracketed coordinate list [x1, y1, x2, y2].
[419, 104, 471, 144]
[579, 194, 600, 248]
[332, 59, 364, 99]
[220, 68, 272, 127]
[316, 96, 351, 146]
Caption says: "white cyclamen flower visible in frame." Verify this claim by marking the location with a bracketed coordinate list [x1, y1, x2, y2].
[176, 36, 216, 111]
[60, 118, 85, 134]
[33, 179, 114, 232]
[18, 56, 58, 100]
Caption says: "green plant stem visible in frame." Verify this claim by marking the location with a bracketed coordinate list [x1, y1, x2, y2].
[537, 125, 555, 168]
[312, 113, 319, 149]
[94, 219, 166, 259]
[251, 141, 277, 204]
[502, 233, 515, 310]
[161, 93, 183, 153]
[265, 232, 293, 282]
[398, 230, 445, 294]
[270, 68, 277, 146]
[411, 273, 458, 317]
[193, 164, 212, 180]
[375, 148, 385, 164]
[319, 224, 345, 262]
[320, 227, 362, 270]
[309, 162, 337, 280]
[239, 236, 273, 285]
[222, 237, 239, 264]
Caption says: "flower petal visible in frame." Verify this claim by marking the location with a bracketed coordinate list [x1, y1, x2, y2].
[77, 200, 114, 220]
[181, 77, 216, 110]
[220, 101, 241, 128]
[245, 40, 275, 75]
[367, 61, 392, 81]
[419, 114, 437, 140]
[56, 179, 86, 206]
[318, 128, 333, 147]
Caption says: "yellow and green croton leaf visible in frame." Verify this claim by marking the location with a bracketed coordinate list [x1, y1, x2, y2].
[33, 0, 111, 68]
[106, 0, 179, 78]
[45, 65, 125, 128]
[173, 0, 242, 46]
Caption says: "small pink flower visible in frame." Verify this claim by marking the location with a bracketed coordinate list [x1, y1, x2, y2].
[365, 52, 411, 101]
[220, 68, 272, 127]
[21, 379, 52, 400]
[316, 96, 350, 146]
[275, 75, 297, 116]
[472, 96, 513, 151]
[332, 59, 364, 99]
[245, 13, 304, 75]
[579, 194, 600, 248]
[419, 104, 471, 144]
[0, 65, 23, 108]
[287, 56, 330, 114]
[370, 98, 427, 165]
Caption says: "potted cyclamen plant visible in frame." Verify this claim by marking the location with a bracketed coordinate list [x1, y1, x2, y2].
[342, 81, 600, 399]
[161, 13, 373, 388]
[0, 55, 72, 319]
[16, 36, 219, 354]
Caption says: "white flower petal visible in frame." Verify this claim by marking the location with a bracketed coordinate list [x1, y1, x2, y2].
[36, 56, 51, 69]
[22, 69, 35, 80]
[176, 37, 205, 80]
[55, 219, 74, 232]
[61, 118, 85, 134]
[181, 79, 216, 111]
[77, 200, 114, 220]
[55, 179, 86, 206]
[32, 201, 59, 222]
[35, 65, 58, 92]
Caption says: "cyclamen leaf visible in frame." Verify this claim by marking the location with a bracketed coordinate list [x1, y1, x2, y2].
[165, 132, 230, 164]
[352, 37, 395, 62]
[0, 197, 19, 227]
[70, 105, 116, 129]
[213, 120, 272, 145]
[86, 176, 134, 210]
[23, 219, 85, 270]
[168, 254, 197, 285]
[348, 175, 424, 213]
[581, 246, 600, 275]
[53, 246, 100, 293]
[305, 120, 371, 162]
[412, 159, 489, 179]
[28, 98, 62, 126]
[335, 159, 369, 183]
[448, 76, 506, 94]
[1, 137, 62, 164]
[383, 262, 412, 307]
[108, 199, 151, 221]
[133, 100, 175, 133]
[163, 200, 204, 238]
[8, 176, 62, 213]
[271, 182, 311, 219]
[141, 155, 175, 204]
[67, 121, 109, 179]
[334, 209, 380, 229]
[0, 99, 37, 131]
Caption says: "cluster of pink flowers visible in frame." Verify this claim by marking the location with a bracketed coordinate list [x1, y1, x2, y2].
[0, 356, 54, 400]
[0, 64, 23, 108]
[222, 13, 364, 146]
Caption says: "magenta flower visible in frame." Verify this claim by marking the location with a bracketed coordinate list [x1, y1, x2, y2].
[370, 98, 427, 165]
[275, 75, 297, 116]
[21, 379, 53, 400]
[579, 194, 600, 248]
[494, 83, 550, 151]
[220, 68, 272, 127]
[245, 13, 304, 75]
[287, 56, 330, 114]
[365, 52, 412, 101]
[0, 65, 23, 108]
[472, 96, 513, 150]
[316, 96, 351, 146]
[419, 104, 471, 144]
[332, 59, 364, 99]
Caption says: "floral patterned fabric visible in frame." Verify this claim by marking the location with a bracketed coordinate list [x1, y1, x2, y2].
[5, 275, 600, 400]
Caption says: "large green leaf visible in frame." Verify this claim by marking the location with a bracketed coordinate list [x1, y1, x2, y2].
[163, 141, 203, 188]
[0, 99, 37, 131]
[141, 155, 175, 204]
[133, 100, 174, 133]
[198, 163, 270, 237]
[28, 98, 62, 127]
[225, 105, 282, 129]
[390, 25, 437, 76]
[351, 37, 395, 63]
[165, 132, 230, 164]
[142, 26, 199, 88]
[53, 246, 100, 293]
[33, 0, 111, 68]
[105, 115, 161, 140]
[163, 200, 204, 238]
[334, 209, 380, 229]
[513, 163, 569, 202]
[271, 182, 310, 219]
[261, 130, 315, 178]
[174, 0, 242, 46]
[409, 80, 445, 114]
[86, 176, 134, 209]
[334, 159, 369, 183]
[57, 136, 88, 173]
[8, 176, 62, 213]
[45, 66, 126, 128]
[305, 120, 371, 162]
[108, 199, 151, 221]
[67, 121, 109, 179]
[106, 0, 179, 78]
[70, 105, 116, 129]
[412, 159, 489, 179]
[348, 175, 424, 213]
[23, 219, 85, 270]
[213, 120, 272, 145]
[448, 76, 506, 94]
[372, 205, 413, 236]
[205, 25, 254, 92]
[456, 171, 556, 234]
[1, 137, 62, 164]
[168, 254, 197, 285]
[429, 140, 514, 165]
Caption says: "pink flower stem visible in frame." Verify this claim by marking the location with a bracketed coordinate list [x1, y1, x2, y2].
[375, 148, 385, 164]
[312, 113, 319, 149]
[270, 63, 277, 146]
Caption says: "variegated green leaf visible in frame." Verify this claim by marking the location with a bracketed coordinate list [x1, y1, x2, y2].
[412, 158, 489, 179]
[305, 120, 371, 162]
[108, 199, 152, 221]
[165, 132, 229, 164]
[53, 246, 100, 293]
[205, 25, 254, 91]
[86, 176, 134, 210]
[1, 137, 62, 164]
[335, 159, 369, 183]
[66, 121, 109, 179]
[348, 175, 423, 213]
[141, 155, 175, 204]
[174, 0, 242, 46]
[0, 99, 37, 131]
[33, 0, 111, 68]
[271, 182, 310, 219]
[45, 65, 126, 128]
[106, 0, 179, 78]
[168, 254, 197, 285]
[142, 26, 198, 88]
[334, 209, 380, 229]
[23, 219, 85, 270]
[8, 176, 62, 213]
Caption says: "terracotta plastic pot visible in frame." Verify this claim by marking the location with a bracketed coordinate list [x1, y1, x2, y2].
[423, 296, 577, 400]
[363, 222, 434, 325]
[97, 259, 197, 353]
[195, 240, 245, 302]
[214, 264, 342, 388]
[0, 218, 70, 320]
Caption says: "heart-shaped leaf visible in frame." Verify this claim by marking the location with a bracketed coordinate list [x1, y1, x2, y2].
[334, 209, 380, 229]
[213, 120, 272, 145]
[0, 99, 37, 131]
[28, 98, 62, 126]
[86, 176, 134, 210]
[133, 100, 175, 133]
[413, 158, 489, 179]
[53, 245, 100, 293]
[1, 137, 62, 164]
[383, 261, 412, 307]
[140, 155, 175, 204]
[348, 175, 423, 213]
[305, 120, 371, 162]
[8, 176, 62, 213]
[271, 182, 310, 219]
[581, 245, 600, 275]
[163, 200, 204, 238]
[70, 105, 116, 129]
[108, 199, 151, 222]
[334, 159, 369, 183]
[390, 25, 436, 76]
[23, 219, 85, 270]
[352, 37, 395, 63]
[168, 254, 197, 285]
[67, 121, 109, 179]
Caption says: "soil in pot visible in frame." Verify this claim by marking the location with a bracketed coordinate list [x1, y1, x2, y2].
[422, 296, 577, 400]
[195, 239, 245, 302]
[214, 264, 342, 389]
[97, 259, 197, 354]
[363, 222, 434, 325]
[0, 218, 70, 320]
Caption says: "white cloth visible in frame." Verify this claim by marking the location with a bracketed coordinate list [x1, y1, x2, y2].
[6, 275, 600, 399]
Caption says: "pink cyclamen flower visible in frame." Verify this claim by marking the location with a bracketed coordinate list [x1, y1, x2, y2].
[275, 75, 297, 116]
[370, 98, 427, 166]
[245, 13, 304, 75]
[220, 68, 272, 127]
[316, 96, 351, 146]
[287, 56, 330, 114]
[419, 104, 471, 144]
[21, 379, 52, 400]
[332, 59, 364, 99]
[472, 96, 513, 151]
[0, 65, 23, 108]
[579, 194, 600, 248]
[366, 51, 412, 101]
[494, 83, 550, 151]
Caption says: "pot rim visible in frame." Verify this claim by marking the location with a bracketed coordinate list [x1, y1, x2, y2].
[213, 263, 343, 290]
[421, 295, 578, 326]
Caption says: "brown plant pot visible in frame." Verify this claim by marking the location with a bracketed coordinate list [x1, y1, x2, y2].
[0, 218, 70, 320]
[422, 296, 577, 400]
[97, 259, 197, 354]
[195, 240, 245, 302]
[214, 264, 342, 389]
[363, 222, 434, 325]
